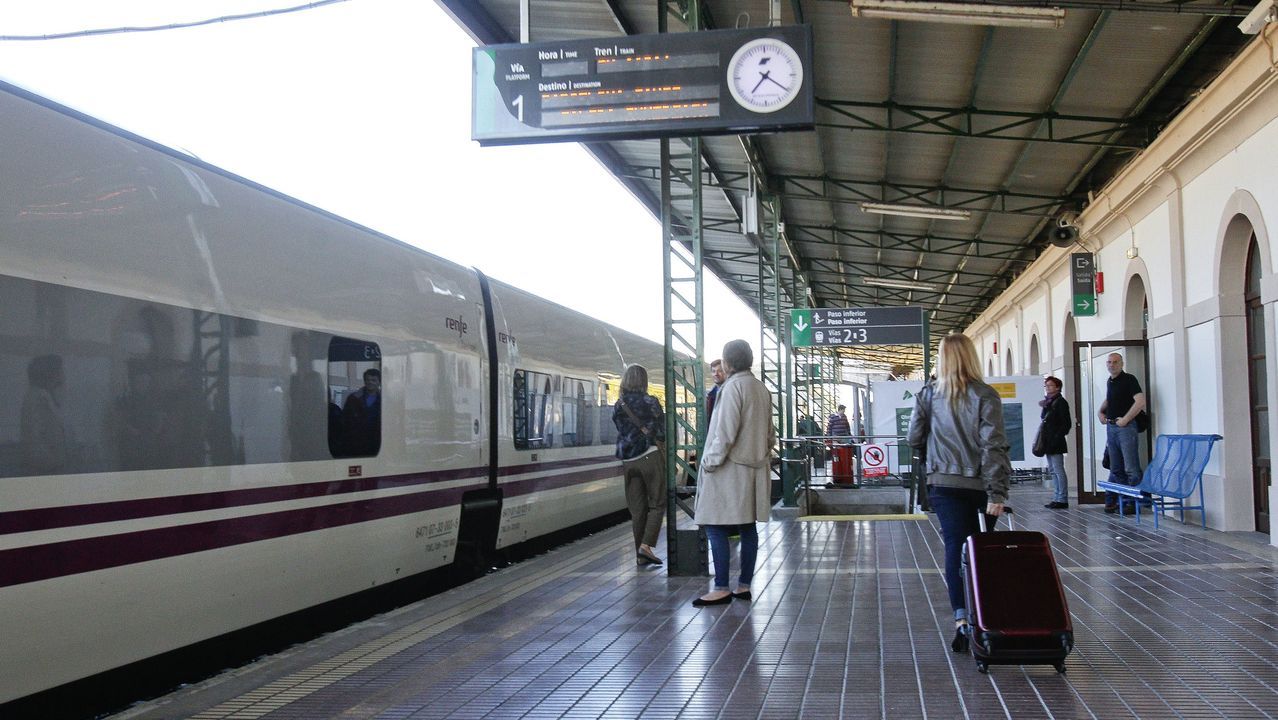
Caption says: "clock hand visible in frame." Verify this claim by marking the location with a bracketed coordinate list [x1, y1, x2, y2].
[763, 75, 790, 92]
[751, 70, 771, 93]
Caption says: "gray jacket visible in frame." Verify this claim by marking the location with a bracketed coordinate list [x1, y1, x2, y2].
[906, 381, 1011, 504]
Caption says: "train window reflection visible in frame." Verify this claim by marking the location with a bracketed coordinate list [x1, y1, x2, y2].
[597, 379, 619, 446]
[561, 377, 596, 447]
[328, 337, 382, 458]
[514, 369, 554, 449]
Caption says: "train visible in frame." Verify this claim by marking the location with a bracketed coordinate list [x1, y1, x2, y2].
[0, 79, 667, 709]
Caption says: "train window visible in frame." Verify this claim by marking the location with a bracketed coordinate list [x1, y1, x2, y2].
[597, 379, 619, 446]
[328, 337, 382, 458]
[561, 377, 596, 447]
[513, 369, 554, 450]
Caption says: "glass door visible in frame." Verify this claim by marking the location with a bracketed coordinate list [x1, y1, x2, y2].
[1072, 340, 1151, 504]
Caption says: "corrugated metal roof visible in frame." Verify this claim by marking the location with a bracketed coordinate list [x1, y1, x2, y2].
[442, 0, 1252, 371]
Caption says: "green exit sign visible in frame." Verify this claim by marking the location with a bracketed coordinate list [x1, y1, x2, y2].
[1073, 294, 1096, 317]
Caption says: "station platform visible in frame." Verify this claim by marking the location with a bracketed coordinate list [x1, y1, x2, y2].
[114, 486, 1278, 720]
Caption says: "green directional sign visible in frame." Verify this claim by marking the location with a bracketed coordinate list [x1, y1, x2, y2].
[1071, 253, 1097, 317]
[790, 306, 925, 347]
[1073, 294, 1097, 316]
[791, 309, 815, 346]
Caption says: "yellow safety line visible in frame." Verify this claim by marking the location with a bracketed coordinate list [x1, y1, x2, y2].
[797, 514, 929, 522]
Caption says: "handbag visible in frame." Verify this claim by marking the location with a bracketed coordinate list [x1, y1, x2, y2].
[619, 398, 666, 459]
[1101, 447, 1110, 469]
[1133, 410, 1149, 433]
[1031, 423, 1047, 457]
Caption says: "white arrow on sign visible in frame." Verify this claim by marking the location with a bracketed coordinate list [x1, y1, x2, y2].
[793, 316, 810, 332]
[1077, 298, 1092, 311]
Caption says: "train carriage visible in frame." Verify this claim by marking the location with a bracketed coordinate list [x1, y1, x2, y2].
[0, 79, 665, 707]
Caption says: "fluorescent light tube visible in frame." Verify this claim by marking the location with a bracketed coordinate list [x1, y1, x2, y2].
[850, 0, 1066, 29]
[862, 276, 939, 292]
[860, 201, 971, 221]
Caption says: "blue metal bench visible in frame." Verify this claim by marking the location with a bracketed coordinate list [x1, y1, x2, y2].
[1096, 433, 1222, 529]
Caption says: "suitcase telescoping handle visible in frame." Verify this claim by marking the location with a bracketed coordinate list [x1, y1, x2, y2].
[977, 506, 1014, 532]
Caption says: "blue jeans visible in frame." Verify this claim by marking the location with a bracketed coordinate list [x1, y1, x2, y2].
[704, 523, 758, 591]
[1046, 454, 1068, 503]
[1104, 423, 1144, 506]
[929, 485, 997, 620]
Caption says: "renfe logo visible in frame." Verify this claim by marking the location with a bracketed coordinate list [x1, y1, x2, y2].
[445, 316, 468, 338]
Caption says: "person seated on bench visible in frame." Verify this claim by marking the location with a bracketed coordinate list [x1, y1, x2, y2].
[1097, 353, 1146, 514]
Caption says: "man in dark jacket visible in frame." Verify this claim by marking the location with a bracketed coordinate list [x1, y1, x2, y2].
[705, 359, 725, 423]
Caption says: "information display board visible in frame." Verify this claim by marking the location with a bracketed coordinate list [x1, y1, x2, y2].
[790, 306, 925, 348]
[871, 377, 1043, 472]
[472, 25, 814, 146]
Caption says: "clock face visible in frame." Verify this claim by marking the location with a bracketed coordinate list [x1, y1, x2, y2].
[727, 38, 804, 114]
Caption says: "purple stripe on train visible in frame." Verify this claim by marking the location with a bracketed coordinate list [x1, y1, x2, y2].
[0, 455, 616, 535]
[0, 463, 622, 588]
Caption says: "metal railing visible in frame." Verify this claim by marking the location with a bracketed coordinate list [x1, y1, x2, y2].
[780, 434, 927, 512]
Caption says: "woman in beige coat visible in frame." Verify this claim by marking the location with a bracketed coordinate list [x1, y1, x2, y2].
[692, 339, 775, 607]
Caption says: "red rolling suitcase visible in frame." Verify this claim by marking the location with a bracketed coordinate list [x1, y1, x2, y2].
[962, 511, 1073, 673]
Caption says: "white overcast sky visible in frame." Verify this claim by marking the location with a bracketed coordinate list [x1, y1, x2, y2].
[0, 0, 762, 361]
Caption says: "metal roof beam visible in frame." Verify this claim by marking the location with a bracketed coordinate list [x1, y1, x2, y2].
[778, 173, 1066, 216]
[816, 98, 1150, 149]
[817, 0, 1248, 16]
[621, 165, 1071, 217]
[600, 0, 636, 34]
[784, 221, 1033, 252]
[804, 266, 1006, 292]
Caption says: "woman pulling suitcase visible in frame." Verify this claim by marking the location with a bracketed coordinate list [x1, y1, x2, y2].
[907, 333, 1011, 653]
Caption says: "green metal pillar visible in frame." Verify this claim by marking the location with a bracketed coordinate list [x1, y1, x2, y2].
[756, 193, 785, 507]
[782, 251, 809, 507]
[661, 0, 707, 577]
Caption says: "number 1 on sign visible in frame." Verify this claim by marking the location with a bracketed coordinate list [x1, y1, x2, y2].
[512, 95, 524, 122]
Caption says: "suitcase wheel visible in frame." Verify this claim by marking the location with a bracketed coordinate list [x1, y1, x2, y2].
[976, 661, 989, 674]
[1055, 663, 1067, 674]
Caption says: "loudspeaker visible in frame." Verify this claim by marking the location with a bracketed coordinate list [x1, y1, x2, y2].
[1050, 223, 1079, 248]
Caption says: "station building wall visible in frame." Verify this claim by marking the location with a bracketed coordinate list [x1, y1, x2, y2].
[966, 32, 1278, 544]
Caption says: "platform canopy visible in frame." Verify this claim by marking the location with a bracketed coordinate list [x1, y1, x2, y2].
[441, 0, 1252, 373]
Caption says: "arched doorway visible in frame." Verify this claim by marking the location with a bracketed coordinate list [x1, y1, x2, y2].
[1220, 208, 1270, 532]
[1029, 334, 1040, 375]
[1124, 274, 1149, 340]
[988, 357, 994, 376]
[1245, 237, 1270, 534]
[1004, 348, 1013, 375]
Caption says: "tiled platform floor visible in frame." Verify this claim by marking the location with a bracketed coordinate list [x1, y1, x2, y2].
[116, 486, 1278, 720]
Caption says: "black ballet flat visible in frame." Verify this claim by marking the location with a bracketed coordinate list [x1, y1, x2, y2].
[691, 594, 733, 607]
[731, 590, 752, 601]
[951, 625, 970, 653]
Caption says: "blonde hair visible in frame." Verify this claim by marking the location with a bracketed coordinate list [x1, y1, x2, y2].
[935, 333, 983, 410]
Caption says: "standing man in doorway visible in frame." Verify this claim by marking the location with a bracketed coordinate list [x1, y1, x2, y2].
[1097, 353, 1147, 513]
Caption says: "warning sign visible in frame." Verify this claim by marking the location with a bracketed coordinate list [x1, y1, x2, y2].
[862, 443, 889, 477]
